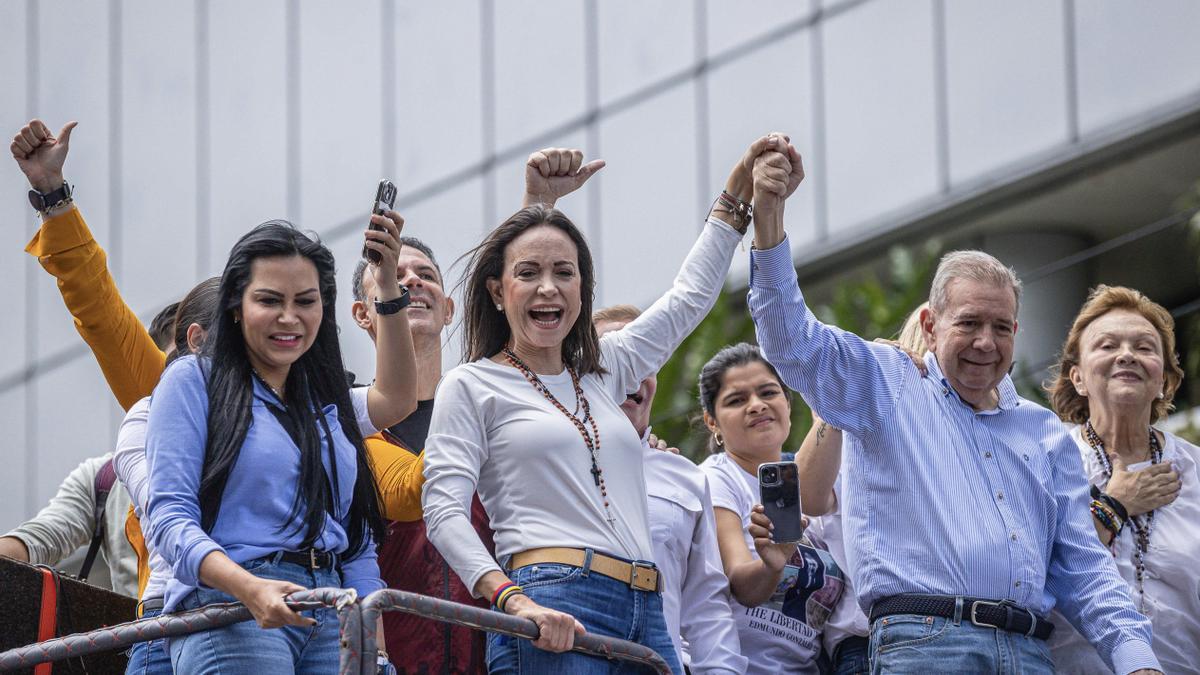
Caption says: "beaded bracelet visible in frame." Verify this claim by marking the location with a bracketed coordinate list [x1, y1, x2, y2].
[496, 585, 525, 613]
[1090, 499, 1124, 538]
[491, 581, 518, 608]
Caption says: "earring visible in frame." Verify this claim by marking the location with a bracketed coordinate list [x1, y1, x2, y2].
[1159, 390, 1166, 400]
[712, 430, 724, 447]
[496, 303, 503, 312]
[233, 315, 240, 324]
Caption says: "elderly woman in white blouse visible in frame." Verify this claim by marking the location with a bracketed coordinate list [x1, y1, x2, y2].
[1045, 285, 1193, 673]
[422, 136, 787, 674]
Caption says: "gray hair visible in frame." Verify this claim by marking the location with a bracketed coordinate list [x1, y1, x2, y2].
[929, 250, 1022, 314]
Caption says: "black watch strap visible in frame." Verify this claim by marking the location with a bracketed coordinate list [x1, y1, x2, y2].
[28, 180, 73, 213]
[374, 287, 411, 315]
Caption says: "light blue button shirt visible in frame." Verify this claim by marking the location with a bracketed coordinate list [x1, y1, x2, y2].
[747, 237, 1158, 674]
[144, 356, 382, 612]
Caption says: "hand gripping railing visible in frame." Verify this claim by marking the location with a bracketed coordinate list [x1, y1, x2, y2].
[358, 589, 674, 674]
[0, 586, 673, 674]
[0, 587, 362, 674]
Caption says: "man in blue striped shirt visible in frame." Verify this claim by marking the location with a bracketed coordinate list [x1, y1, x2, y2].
[742, 139, 1160, 674]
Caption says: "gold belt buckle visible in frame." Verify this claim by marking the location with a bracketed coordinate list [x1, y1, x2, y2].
[629, 561, 658, 592]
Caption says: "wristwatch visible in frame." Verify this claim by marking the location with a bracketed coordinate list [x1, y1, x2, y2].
[374, 287, 411, 315]
[28, 180, 73, 213]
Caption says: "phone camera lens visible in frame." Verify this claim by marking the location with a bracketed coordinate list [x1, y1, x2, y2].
[763, 467, 779, 483]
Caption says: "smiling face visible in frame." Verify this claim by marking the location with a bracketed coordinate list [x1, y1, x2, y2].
[1070, 308, 1166, 419]
[595, 318, 657, 435]
[486, 224, 582, 366]
[359, 244, 454, 341]
[923, 277, 1018, 409]
[706, 361, 792, 460]
[237, 255, 322, 385]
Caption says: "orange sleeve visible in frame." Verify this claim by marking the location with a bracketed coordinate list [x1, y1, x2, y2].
[364, 434, 426, 522]
[25, 207, 166, 410]
[123, 505, 151, 601]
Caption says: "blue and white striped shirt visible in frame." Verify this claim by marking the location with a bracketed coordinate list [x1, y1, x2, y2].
[747, 237, 1158, 674]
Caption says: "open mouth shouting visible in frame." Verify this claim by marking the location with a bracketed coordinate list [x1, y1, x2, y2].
[408, 299, 431, 311]
[529, 305, 565, 330]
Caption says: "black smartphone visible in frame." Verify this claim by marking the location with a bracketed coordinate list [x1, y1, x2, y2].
[362, 179, 398, 264]
[758, 461, 805, 544]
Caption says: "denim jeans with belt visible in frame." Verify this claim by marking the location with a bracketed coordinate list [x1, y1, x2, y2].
[125, 605, 172, 675]
[167, 554, 342, 675]
[486, 553, 683, 674]
[829, 635, 870, 675]
[868, 600, 1055, 675]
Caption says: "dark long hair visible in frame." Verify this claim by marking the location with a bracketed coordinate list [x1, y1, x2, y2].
[198, 221, 384, 556]
[168, 277, 221, 364]
[459, 204, 604, 374]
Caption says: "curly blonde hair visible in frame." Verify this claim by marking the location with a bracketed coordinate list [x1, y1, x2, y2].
[1046, 285, 1183, 424]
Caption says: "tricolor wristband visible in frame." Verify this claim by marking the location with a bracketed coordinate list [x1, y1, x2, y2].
[497, 586, 525, 613]
[491, 581, 518, 607]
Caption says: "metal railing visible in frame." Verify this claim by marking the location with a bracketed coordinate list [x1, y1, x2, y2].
[0, 587, 673, 675]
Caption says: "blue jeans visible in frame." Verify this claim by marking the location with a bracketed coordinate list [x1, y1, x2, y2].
[868, 610, 1054, 674]
[829, 635, 869, 675]
[487, 556, 683, 674]
[125, 606, 172, 675]
[168, 555, 342, 674]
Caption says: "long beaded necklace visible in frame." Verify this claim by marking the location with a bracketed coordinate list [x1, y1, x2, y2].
[502, 347, 615, 525]
[1083, 419, 1162, 613]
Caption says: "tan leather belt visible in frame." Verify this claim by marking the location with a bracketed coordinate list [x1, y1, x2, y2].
[510, 547, 660, 592]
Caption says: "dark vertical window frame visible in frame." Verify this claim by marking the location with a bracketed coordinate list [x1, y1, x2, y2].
[24, 0, 39, 515]
[810, 9, 829, 241]
[693, 0, 711, 235]
[285, 0, 301, 222]
[584, 0, 603, 305]
[479, 0, 497, 234]
[1062, 0, 1080, 143]
[932, 0, 951, 193]
[196, 0, 212, 276]
[381, 0, 397, 181]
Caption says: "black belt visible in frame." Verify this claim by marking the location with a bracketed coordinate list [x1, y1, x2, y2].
[870, 594, 1054, 640]
[276, 549, 336, 570]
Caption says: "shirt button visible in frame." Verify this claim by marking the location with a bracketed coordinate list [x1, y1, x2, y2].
[985, 452, 993, 459]
[1014, 581, 1022, 588]
[1023, 454, 1030, 461]
[997, 491, 1004, 500]
[1011, 533, 1018, 541]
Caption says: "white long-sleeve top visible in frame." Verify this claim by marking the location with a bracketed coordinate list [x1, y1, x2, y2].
[1048, 426, 1200, 674]
[4, 452, 138, 597]
[114, 389, 380, 602]
[643, 432, 745, 674]
[422, 217, 741, 595]
[111, 397, 171, 601]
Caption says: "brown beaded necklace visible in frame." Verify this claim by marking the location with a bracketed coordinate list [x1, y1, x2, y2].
[1083, 419, 1162, 613]
[502, 347, 615, 524]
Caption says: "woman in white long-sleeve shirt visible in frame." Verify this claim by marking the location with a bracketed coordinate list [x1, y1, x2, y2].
[422, 137, 785, 673]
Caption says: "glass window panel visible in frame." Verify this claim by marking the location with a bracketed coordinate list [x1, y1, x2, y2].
[597, 86, 698, 310]
[208, 0, 289, 273]
[493, 2, 586, 149]
[944, 1, 1070, 183]
[823, 0, 940, 233]
[598, 0, 694, 105]
[394, 3, 484, 190]
[299, 1, 384, 231]
[1075, 1, 1200, 134]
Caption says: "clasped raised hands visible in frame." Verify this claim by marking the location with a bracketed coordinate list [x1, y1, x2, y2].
[750, 134, 804, 215]
[522, 147, 605, 208]
[10, 119, 77, 193]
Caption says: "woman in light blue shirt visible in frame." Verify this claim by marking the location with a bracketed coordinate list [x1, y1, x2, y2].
[145, 215, 417, 672]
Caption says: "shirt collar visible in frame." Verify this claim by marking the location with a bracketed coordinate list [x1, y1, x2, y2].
[923, 351, 1019, 413]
